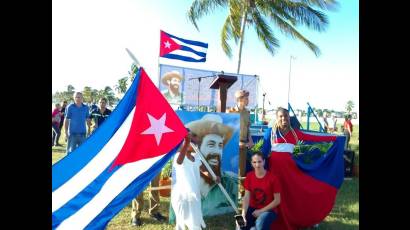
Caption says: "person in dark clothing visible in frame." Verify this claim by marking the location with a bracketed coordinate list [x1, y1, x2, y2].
[52, 103, 62, 146]
[88, 97, 112, 134]
[58, 101, 68, 143]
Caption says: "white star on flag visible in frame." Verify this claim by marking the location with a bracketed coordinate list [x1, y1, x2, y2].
[141, 113, 174, 145]
[164, 40, 171, 49]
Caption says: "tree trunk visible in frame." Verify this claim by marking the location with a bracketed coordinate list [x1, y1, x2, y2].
[236, 8, 248, 74]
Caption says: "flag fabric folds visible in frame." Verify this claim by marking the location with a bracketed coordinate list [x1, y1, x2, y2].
[159, 30, 208, 62]
[261, 129, 345, 229]
[52, 68, 187, 230]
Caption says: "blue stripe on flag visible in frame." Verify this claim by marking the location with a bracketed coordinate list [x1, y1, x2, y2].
[166, 31, 208, 48]
[163, 53, 206, 62]
[52, 71, 142, 191]
[52, 68, 188, 229]
[294, 136, 346, 189]
[261, 128, 346, 189]
[84, 143, 181, 229]
[179, 45, 207, 57]
[52, 163, 121, 229]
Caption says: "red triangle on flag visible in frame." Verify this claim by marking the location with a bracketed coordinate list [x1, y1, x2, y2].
[110, 68, 187, 169]
[159, 30, 182, 57]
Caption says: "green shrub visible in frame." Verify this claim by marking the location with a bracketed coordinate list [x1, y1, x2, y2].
[161, 158, 173, 179]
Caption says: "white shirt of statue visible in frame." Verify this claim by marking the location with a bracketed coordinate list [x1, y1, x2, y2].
[171, 152, 206, 230]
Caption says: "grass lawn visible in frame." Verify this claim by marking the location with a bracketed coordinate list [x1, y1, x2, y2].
[52, 126, 359, 229]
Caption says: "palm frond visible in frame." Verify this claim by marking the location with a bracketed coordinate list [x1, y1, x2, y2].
[250, 9, 280, 56]
[300, 0, 339, 11]
[221, 16, 234, 57]
[256, 0, 297, 25]
[267, 0, 329, 32]
[269, 12, 321, 56]
[187, 0, 228, 30]
[228, 0, 243, 39]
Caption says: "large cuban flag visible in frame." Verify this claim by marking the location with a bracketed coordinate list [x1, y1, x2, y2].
[52, 68, 187, 229]
[159, 30, 208, 62]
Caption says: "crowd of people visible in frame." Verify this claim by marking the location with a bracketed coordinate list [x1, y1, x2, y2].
[51, 92, 112, 153]
[52, 90, 346, 230]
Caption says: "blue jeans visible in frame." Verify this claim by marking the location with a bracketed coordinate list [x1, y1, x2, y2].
[241, 207, 277, 230]
[66, 133, 86, 154]
[52, 123, 61, 146]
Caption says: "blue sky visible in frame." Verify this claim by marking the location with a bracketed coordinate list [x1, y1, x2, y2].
[52, 0, 358, 112]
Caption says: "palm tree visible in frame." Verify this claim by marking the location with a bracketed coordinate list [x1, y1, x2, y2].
[345, 100, 354, 114]
[91, 89, 99, 103]
[315, 108, 323, 117]
[102, 86, 117, 106]
[67, 84, 75, 93]
[64, 84, 76, 102]
[128, 63, 139, 83]
[187, 0, 338, 74]
[82, 86, 93, 104]
[115, 77, 129, 96]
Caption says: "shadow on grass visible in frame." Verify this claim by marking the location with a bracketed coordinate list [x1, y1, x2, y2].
[52, 146, 66, 165]
[320, 178, 359, 229]
[204, 212, 236, 230]
[316, 219, 358, 230]
[105, 179, 359, 230]
[52, 146, 66, 153]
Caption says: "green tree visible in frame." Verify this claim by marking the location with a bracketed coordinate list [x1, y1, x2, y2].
[188, 0, 338, 73]
[102, 86, 118, 106]
[345, 100, 354, 114]
[128, 63, 139, 83]
[315, 108, 323, 117]
[64, 85, 76, 102]
[115, 77, 128, 96]
[52, 85, 77, 104]
[82, 86, 93, 104]
[91, 89, 99, 103]
[52, 91, 65, 104]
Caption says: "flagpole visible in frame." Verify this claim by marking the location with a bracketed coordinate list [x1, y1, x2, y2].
[158, 30, 163, 91]
[197, 78, 201, 110]
[190, 142, 239, 214]
[125, 48, 141, 86]
[287, 55, 296, 105]
[158, 31, 161, 89]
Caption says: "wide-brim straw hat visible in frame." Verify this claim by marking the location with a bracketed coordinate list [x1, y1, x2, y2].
[161, 71, 184, 86]
[186, 114, 234, 146]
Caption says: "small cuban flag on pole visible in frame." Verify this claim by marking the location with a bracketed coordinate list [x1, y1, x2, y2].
[159, 30, 208, 62]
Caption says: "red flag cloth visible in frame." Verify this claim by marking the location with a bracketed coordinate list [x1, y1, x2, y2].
[111, 68, 187, 169]
[261, 128, 339, 230]
[159, 30, 181, 57]
[269, 151, 337, 230]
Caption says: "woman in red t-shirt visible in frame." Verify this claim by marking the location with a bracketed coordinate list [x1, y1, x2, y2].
[241, 151, 281, 230]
